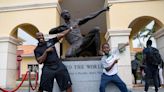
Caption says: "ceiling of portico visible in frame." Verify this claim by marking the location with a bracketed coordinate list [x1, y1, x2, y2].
[59, 0, 107, 34]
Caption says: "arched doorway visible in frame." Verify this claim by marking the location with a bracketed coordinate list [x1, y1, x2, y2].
[129, 16, 163, 50]
[129, 16, 164, 85]
[0, 23, 39, 88]
[10, 23, 39, 39]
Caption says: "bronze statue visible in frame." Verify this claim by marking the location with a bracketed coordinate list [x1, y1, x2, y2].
[49, 6, 110, 57]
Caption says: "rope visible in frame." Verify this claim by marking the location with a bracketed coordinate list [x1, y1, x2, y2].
[29, 71, 38, 90]
[0, 71, 29, 92]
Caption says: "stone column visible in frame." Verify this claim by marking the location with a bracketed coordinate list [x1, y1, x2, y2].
[105, 28, 132, 88]
[0, 36, 20, 88]
[154, 27, 164, 60]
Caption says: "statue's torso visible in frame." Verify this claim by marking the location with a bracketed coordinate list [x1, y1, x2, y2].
[65, 21, 83, 45]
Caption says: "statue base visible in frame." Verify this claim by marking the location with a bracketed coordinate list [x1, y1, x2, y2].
[52, 58, 124, 92]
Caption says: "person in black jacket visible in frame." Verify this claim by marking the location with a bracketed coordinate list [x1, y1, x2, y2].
[142, 40, 160, 92]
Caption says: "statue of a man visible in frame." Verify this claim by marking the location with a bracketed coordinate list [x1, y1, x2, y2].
[49, 6, 110, 57]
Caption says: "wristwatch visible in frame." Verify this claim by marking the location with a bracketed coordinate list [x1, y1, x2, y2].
[70, 26, 73, 30]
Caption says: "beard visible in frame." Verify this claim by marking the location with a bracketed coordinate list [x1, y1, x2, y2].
[39, 38, 45, 43]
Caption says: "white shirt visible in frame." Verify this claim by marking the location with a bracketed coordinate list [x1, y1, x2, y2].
[101, 48, 120, 76]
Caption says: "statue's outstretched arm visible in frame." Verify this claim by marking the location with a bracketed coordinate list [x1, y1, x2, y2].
[78, 6, 110, 26]
[49, 25, 69, 34]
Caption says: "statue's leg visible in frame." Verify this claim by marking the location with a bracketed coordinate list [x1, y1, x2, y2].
[94, 30, 101, 55]
[79, 28, 100, 56]
[90, 29, 101, 55]
[65, 46, 76, 58]
[65, 42, 82, 57]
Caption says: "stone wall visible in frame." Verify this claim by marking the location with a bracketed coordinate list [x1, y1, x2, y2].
[48, 59, 132, 92]
[154, 28, 164, 60]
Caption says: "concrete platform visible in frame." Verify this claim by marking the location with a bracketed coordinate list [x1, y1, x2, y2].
[4, 86, 164, 92]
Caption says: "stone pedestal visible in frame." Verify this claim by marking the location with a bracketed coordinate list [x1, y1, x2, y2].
[44, 29, 133, 92]
[52, 59, 126, 92]
[0, 37, 20, 88]
[105, 29, 132, 88]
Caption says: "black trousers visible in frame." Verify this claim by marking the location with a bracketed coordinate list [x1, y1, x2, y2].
[144, 66, 159, 92]
[132, 69, 137, 84]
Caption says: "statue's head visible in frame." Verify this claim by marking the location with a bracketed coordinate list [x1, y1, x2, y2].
[61, 10, 71, 21]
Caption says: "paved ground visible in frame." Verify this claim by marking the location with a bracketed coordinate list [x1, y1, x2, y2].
[3, 86, 164, 92]
[132, 87, 164, 92]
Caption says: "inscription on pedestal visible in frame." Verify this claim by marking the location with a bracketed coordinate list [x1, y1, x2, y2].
[52, 60, 120, 92]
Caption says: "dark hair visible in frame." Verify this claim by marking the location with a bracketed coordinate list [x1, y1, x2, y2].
[135, 54, 138, 59]
[146, 39, 152, 46]
[102, 43, 109, 48]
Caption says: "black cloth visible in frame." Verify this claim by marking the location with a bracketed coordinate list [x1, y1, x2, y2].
[143, 47, 158, 69]
[39, 62, 72, 92]
[143, 47, 159, 92]
[144, 66, 159, 92]
[34, 37, 72, 92]
[34, 38, 60, 65]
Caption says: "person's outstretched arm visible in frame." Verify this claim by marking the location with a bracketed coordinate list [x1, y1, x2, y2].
[105, 60, 118, 71]
[118, 42, 129, 52]
[34, 47, 54, 64]
[78, 6, 110, 26]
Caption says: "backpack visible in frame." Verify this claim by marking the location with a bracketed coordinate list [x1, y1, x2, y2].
[146, 47, 162, 65]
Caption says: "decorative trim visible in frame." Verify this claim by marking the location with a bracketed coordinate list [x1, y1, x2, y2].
[107, 0, 158, 4]
[153, 27, 164, 39]
[0, 2, 61, 14]
[22, 54, 34, 57]
[105, 28, 131, 40]
[0, 36, 21, 45]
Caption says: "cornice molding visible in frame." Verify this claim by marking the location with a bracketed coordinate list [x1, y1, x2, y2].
[105, 28, 131, 41]
[0, 36, 21, 45]
[0, 2, 61, 14]
[107, 0, 158, 4]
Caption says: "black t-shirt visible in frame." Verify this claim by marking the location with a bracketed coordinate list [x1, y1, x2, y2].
[34, 37, 61, 65]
